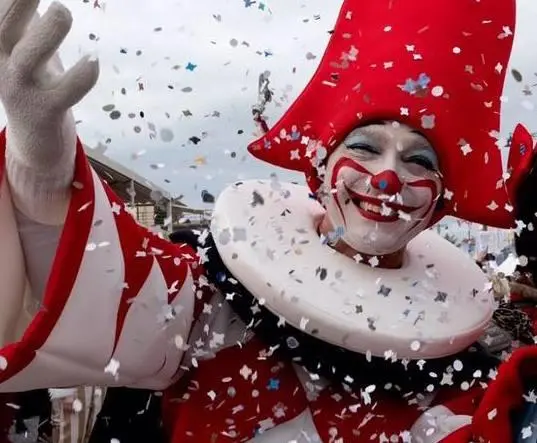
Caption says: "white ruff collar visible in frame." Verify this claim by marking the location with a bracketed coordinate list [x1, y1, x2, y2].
[211, 180, 494, 359]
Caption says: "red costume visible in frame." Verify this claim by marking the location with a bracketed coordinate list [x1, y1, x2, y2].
[1, 0, 537, 442]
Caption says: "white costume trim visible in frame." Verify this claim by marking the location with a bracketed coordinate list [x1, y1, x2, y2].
[211, 180, 494, 359]
[0, 159, 195, 391]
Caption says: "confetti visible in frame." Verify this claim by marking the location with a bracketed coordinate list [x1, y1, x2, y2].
[524, 391, 537, 403]
[109, 110, 121, 120]
[316, 267, 328, 280]
[410, 340, 421, 351]
[378, 285, 392, 297]
[160, 128, 174, 142]
[104, 359, 120, 377]
[401, 73, 431, 95]
[299, 317, 309, 330]
[521, 426, 533, 439]
[240, 365, 253, 380]
[72, 399, 83, 413]
[512, 69, 523, 82]
[267, 378, 280, 391]
[368, 256, 379, 267]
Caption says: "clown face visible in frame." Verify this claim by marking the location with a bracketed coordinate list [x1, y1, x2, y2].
[320, 121, 442, 256]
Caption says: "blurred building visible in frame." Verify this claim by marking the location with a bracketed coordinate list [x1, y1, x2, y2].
[86, 146, 210, 231]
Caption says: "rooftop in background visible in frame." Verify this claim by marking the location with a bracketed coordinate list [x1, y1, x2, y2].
[85, 145, 211, 229]
[85, 144, 182, 206]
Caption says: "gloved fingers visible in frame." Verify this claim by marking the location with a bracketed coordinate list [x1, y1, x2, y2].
[51, 54, 99, 109]
[0, 0, 39, 55]
[11, 2, 72, 78]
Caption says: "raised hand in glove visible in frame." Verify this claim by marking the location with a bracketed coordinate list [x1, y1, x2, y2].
[0, 0, 99, 224]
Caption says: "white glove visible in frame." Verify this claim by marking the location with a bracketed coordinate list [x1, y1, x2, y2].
[0, 0, 99, 224]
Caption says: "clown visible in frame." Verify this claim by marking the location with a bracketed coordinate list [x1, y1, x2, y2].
[0, 0, 537, 442]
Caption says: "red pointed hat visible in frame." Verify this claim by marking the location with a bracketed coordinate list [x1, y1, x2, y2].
[248, 0, 517, 228]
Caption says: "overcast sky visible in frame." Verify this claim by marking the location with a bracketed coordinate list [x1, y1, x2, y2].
[3, 0, 537, 209]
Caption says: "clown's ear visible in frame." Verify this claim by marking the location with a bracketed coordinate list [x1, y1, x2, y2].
[506, 124, 537, 212]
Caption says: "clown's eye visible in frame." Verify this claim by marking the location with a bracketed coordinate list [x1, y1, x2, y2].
[346, 143, 379, 154]
[405, 154, 437, 171]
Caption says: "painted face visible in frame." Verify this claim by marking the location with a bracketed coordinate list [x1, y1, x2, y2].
[321, 121, 442, 256]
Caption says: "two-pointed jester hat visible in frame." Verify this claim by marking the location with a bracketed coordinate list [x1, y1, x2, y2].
[248, 0, 527, 228]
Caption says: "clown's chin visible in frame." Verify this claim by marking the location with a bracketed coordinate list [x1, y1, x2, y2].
[342, 231, 404, 257]
[341, 212, 416, 256]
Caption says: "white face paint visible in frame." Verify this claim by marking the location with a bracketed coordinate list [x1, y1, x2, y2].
[321, 122, 443, 256]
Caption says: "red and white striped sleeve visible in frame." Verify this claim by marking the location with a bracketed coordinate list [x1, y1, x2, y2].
[0, 133, 203, 392]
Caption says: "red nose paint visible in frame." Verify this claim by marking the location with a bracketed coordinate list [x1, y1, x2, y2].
[371, 170, 403, 195]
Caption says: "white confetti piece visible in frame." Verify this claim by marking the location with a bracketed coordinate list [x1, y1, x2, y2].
[460, 143, 473, 156]
[174, 335, 184, 349]
[368, 256, 379, 267]
[410, 340, 421, 351]
[104, 359, 120, 377]
[240, 365, 253, 380]
[72, 399, 83, 413]
[521, 426, 532, 439]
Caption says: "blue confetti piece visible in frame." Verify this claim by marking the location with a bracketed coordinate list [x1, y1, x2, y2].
[186, 62, 197, 71]
[402, 78, 416, 93]
[267, 378, 280, 390]
[417, 73, 431, 88]
[216, 272, 227, 282]
[401, 73, 431, 95]
[290, 129, 301, 141]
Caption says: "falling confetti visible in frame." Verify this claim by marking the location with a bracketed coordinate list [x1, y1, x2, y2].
[160, 128, 174, 142]
[512, 69, 523, 82]
[104, 359, 120, 377]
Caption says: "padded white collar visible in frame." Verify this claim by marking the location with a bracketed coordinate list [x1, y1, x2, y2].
[211, 180, 494, 359]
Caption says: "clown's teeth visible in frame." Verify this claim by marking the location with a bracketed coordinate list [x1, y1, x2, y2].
[359, 201, 395, 216]
[360, 202, 381, 213]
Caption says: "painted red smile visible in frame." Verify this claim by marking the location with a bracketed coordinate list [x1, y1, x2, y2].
[344, 186, 421, 222]
[331, 157, 440, 227]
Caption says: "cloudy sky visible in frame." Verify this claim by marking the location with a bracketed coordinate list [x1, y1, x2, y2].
[3, 0, 537, 209]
